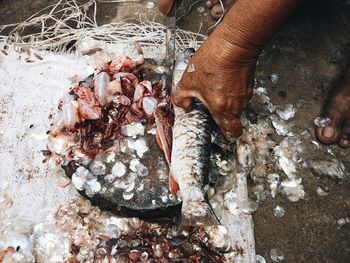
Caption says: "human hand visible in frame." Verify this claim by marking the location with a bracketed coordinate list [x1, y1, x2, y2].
[172, 33, 257, 141]
[167, 0, 300, 141]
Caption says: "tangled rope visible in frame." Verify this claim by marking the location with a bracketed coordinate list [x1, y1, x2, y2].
[0, 0, 206, 56]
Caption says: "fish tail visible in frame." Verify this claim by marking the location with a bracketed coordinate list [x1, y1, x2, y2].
[155, 117, 171, 164]
[155, 120, 179, 194]
[169, 173, 180, 195]
[155, 130, 163, 150]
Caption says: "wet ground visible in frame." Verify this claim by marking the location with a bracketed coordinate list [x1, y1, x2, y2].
[1, 0, 350, 262]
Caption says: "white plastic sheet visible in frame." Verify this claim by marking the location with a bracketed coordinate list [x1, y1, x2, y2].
[0, 47, 255, 262]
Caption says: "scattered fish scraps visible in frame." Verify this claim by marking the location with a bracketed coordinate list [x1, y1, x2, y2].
[256, 254, 267, 263]
[270, 248, 285, 262]
[316, 186, 330, 196]
[46, 45, 241, 245]
[308, 158, 345, 180]
[337, 217, 350, 227]
[46, 43, 186, 218]
[239, 85, 347, 206]
[314, 116, 331, 128]
[273, 205, 285, 217]
[269, 73, 280, 84]
[0, 198, 228, 262]
[275, 104, 296, 121]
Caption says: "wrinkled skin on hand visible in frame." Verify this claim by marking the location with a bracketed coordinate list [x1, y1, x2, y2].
[172, 36, 256, 140]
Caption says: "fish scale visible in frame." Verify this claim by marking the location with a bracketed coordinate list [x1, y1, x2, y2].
[172, 103, 212, 185]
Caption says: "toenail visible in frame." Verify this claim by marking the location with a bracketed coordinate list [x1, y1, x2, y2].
[341, 139, 349, 147]
[322, 127, 335, 138]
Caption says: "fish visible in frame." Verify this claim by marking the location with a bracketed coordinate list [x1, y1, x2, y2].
[170, 48, 219, 227]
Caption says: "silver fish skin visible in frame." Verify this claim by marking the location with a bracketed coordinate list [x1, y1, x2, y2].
[171, 48, 217, 226]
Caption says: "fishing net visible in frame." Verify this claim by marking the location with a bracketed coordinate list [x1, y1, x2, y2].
[0, 0, 207, 58]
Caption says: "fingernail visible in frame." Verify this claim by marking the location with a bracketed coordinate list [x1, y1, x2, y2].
[322, 127, 335, 138]
[206, 1, 211, 6]
[222, 118, 230, 125]
[225, 131, 237, 143]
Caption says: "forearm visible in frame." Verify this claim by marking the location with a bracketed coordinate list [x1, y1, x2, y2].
[208, 0, 303, 64]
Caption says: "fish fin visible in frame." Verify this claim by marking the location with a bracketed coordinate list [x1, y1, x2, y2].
[155, 118, 171, 165]
[180, 212, 219, 228]
[169, 173, 179, 194]
[155, 130, 163, 150]
[180, 202, 221, 228]
[206, 194, 222, 225]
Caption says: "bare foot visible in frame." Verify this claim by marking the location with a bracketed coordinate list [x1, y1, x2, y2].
[206, 0, 236, 20]
[159, 0, 176, 17]
[316, 69, 350, 148]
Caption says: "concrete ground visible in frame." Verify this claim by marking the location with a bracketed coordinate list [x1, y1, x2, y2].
[1, 0, 350, 262]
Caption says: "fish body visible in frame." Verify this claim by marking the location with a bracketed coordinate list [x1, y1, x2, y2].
[170, 49, 218, 226]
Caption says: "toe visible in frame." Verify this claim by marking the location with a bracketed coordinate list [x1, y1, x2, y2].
[316, 109, 344, 144]
[339, 120, 350, 148]
[210, 3, 225, 19]
[339, 138, 350, 148]
[316, 68, 350, 147]
[208, 0, 237, 20]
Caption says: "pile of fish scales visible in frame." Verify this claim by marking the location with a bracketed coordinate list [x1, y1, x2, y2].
[0, 197, 230, 262]
[44, 43, 172, 204]
[229, 85, 347, 209]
